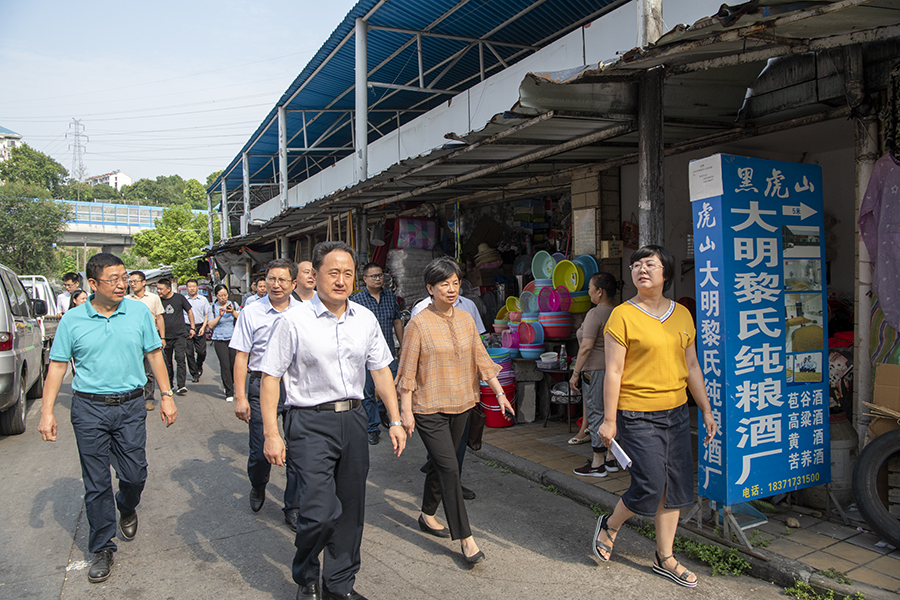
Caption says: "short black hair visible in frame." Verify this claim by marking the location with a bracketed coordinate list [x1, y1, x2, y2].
[86, 253, 124, 283]
[213, 283, 228, 296]
[130, 270, 146, 282]
[62, 272, 80, 283]
[265, 258, 298, 280]
[157, 278, 172, 290]
[590, 272, 619, 298]
[630, 245, 676, 293]
[423, 257, 463, 289]
[361, 261, 382, 276]
[311, 241, 356, 271]
[186, 278, 198, 285]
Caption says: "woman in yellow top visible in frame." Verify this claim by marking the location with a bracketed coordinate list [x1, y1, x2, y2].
[397, 257, 514, 565]
[595, 245, 717, 588]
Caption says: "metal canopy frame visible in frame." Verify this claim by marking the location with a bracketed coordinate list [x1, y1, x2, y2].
[206, 0, 628, 229]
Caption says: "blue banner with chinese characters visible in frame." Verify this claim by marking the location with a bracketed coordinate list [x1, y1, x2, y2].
[689, 154, 830, 506]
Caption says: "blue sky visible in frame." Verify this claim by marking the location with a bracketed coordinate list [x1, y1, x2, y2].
[0, 0, 358, 183]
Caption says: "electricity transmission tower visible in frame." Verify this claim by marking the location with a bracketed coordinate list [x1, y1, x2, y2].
[66, 118, 89, 201]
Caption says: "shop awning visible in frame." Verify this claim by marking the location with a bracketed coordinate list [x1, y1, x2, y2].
[207, 0, 900, 254]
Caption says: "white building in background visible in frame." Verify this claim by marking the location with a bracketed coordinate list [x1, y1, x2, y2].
[0, 125, 23, 162]
[87, 169, 132, 191]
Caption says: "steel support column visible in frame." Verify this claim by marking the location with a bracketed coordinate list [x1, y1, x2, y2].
[220, 180, 228, 240]
[355, 17, 368, 183]
[638, 66, 665, 247]
[278, 105, 288, 210]
[242, 151, 250, 236]
[206, 193, 214, 246]
[638, 0, 664, 46]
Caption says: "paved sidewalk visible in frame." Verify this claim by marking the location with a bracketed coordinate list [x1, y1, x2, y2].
[479, 419, 900, 598]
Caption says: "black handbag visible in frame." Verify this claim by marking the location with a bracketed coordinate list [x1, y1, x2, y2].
[467, 404, 486, 451]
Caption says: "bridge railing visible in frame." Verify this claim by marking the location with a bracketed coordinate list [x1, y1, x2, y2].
[56, 199, 204, 229]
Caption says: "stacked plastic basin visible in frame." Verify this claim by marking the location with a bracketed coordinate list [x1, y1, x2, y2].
[538, 311, 573, 338]
[482, 348, 517, 427]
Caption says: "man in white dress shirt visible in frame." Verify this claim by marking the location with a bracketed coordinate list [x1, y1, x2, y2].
[260, 241, 407, 600]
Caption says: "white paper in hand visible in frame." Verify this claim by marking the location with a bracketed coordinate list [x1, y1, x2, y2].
[610, 440, 632, 469]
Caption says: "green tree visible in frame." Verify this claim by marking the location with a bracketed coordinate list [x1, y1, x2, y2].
[182, 178, 206, 209]
[120, 174, 185, 206]
[0, 183, 71, 274]
[0, 144, 69, 196]
[91, 183, 121, 200]
[60, 181, 94, 202]
[132, 204, 219, 281]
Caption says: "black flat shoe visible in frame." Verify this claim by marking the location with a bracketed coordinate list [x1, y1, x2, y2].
[88, 549, 114, 583]
[297, 582, 321, 600]
[285, 511, 299, 533]
[249, 485, 266, 512]
[418, 514, 450, 538]
[464, 550, 485, 565]
[119, 511, 138, 541]
[461, 486, 476, 500]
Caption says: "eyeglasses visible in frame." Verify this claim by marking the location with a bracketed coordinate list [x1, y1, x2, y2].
[95, 275, 128, 286]
[365, 273, 384, 279]
[629, 262, 663, 272]
[266, 277, 293, 286]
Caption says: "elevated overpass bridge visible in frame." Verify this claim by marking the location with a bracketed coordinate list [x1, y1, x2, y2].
[58, 200, 204, 254]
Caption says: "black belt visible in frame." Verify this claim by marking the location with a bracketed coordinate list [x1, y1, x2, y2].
[292, 399, 361, 412]
[76, 388, 143, 405]
[249, 370, 263, 379]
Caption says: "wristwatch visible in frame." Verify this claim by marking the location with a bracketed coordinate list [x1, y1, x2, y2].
[161, 389, 174, 397]
[389, 420, 403, 428]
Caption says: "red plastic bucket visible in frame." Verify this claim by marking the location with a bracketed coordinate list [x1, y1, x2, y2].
[480, 383, 517, 428]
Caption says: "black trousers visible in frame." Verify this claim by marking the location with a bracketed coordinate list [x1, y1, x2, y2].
[71, 393, 146, 553]
[141, 356, 155, 405]
[415, 410, 472, 540]
[246, 373, 298, 514]
[213, 340, 236, 397]
[163, 336, 187, 389]
[186, 326, 206, 378]
[287, 404, 368, 595]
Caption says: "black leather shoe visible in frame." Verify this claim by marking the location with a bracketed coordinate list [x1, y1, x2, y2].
[418, 514, 450, 538]
[462, 486, 476, 500]
[322, 589, 368, 600]
[464, 550, 485, 565]
[119, 511, 138, 541]
[285, 511, 298, 533]
[249, 486, 266, 512]
[297, 582, 321, 600]
[192, 375, 200, 383]
[88, 549, 114, 583]
[367, 431, 379, 445]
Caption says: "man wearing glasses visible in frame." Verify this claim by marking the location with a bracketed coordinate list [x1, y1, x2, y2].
[38, 253, 177, 584]
[56, 271, 82, 315]
[350, 262, 403, 446]
[127, 271, 166, 411]
[230, 258, 302, 530]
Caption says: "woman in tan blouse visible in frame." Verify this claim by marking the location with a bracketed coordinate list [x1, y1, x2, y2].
[397, 257, 513, 565]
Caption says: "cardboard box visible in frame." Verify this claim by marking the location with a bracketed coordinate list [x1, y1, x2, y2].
[873, 363, 900, 412]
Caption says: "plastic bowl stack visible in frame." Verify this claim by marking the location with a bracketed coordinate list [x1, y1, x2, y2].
[481, 349, 517, 428]
[493, 319, 509, 334]
[521, 312, 539, 323]
[533, 278, 552, 297]
[518, 343, 544, 359]
[538, 311, 573, 339]
[569, 290, 591, 313]
[501, 329, 520, 359]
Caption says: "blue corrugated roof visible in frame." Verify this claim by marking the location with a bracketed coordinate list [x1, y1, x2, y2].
[0, 125, 21, 136]
[208, 0, 624, 202]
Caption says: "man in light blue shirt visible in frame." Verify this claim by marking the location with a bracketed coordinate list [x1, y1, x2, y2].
[38, 253, 176, 585]
[260, 241, 407, 600]
[229, 259, 301, 527]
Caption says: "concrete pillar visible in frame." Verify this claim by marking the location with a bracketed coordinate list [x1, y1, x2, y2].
[638, 66, 665, 247]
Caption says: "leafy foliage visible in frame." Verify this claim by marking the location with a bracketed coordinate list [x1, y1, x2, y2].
[785, 580, 864, 600]
[91, 183, 121, 200]
[132, 204, 219, 282]
[0, 183, 71, 274]
[182, 178, 207, 209]
[635, 523, 751, 577]
[0, 144, 69, 196]
[120, 174, 186, 206]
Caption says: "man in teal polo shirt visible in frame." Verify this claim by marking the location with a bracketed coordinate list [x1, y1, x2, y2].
[38, 253, 177, 584]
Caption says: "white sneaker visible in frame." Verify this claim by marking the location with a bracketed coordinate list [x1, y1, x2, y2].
[226, 396, 234, 402]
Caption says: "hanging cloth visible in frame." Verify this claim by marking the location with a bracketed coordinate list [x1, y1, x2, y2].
[882, 62, 900, 155]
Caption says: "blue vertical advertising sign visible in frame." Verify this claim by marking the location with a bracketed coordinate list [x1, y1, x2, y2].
[689, 154, 830, 506]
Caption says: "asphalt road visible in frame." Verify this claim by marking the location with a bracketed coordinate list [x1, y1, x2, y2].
[0, 350, 789, 600]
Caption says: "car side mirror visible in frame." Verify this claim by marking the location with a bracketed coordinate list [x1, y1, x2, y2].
[32, 298, 48, 316]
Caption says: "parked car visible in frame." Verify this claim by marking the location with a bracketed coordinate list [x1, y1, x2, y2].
[20, 275, 59, 386]
[0, 264, 46, 435]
